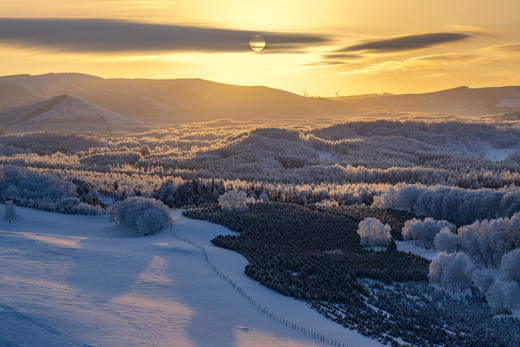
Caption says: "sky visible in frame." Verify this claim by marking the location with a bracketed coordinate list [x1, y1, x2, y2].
[0, 0, 519, 96]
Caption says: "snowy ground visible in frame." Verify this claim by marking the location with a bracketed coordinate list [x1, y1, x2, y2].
[0, 207, 380, 347]
[395, 241, 438, 260]
[481, 147, 517, 161]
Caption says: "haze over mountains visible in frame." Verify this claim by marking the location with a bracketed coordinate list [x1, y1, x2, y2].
[0, 73, 519, 123]
[334, 86, 520, 116]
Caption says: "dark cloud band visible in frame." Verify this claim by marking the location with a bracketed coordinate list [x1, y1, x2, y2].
[339, 32, 471, 52]
[0, 18, 328, 53]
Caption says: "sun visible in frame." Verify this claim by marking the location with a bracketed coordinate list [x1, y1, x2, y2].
[249, 35, 266, 52]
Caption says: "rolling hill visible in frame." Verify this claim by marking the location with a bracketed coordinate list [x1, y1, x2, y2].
[0, 94, 135, 127]
[0, 73, 519, 122]
[334, 86, 520, 115]
[0, 73, 344, 122]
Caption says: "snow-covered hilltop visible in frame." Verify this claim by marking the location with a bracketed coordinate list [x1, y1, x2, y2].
[0, 94, 135, 128]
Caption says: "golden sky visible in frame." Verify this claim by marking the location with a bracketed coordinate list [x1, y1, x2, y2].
[1, 0, 519, 96]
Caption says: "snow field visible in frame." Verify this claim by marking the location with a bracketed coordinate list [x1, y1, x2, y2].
[0, 206, 381, 347]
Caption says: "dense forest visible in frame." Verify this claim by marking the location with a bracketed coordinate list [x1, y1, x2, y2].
[185, 203, 520, 346]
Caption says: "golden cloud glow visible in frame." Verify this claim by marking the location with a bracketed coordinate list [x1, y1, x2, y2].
[0, 1, 519, 96]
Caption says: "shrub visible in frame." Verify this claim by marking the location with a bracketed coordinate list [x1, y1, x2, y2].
[109, 197, 171, 235]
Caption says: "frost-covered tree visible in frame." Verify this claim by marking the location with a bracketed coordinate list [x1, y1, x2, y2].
[429, 252, 474, 293]
[457, 214, 520, 266]
[402, 218, 455, 249]
[373, 183, 520, 225]
[486, 279, 520, 314]
[501, 249, 520, 285]
[471, 267, 496, 296]
[357, 217, 392, 248]
[4, 201, 17, 223]
[218, 190, 248, 212]
[316, 199, 339, 208]
[434, 227, 459, 252]
[258, 192, 270, 203]
[109, 197, 171, 235]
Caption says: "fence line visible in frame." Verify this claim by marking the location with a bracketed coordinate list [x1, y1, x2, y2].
[171, 228, 349, 347]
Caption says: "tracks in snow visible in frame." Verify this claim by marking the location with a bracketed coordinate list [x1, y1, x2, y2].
[0, 304, 92, 347]
[171, 228, 350, 347]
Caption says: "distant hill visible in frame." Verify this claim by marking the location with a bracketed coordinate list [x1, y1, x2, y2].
[332, 86, 520, 115]
[0, 94, 135, 127]
[0, 73, 519, 122]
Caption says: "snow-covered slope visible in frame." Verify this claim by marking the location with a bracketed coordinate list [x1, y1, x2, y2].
[0, 206, 380, 347]
[0, 94, 135, 127]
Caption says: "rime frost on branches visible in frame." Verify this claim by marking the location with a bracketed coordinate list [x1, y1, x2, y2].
[402, 217, 455, 249]
[108, 197, 171, 235]
[428, 247, 520, 314]
[501, 249, 520, 285]
[434, 227, 459, 252]
[315, 199, 339, 208]
[373, 183, 520, 225]
[486, 279, 520, 314]
[357, 217, 392, 249]
[428, 251, 474, 293]
[218, 190, 249, 212]
[456, 213, 520, 267]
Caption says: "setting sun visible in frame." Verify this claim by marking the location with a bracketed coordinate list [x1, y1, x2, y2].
[1, 1, 519, 96]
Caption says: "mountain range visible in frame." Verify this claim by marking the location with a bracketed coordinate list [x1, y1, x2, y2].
[0, 73, 519, 124]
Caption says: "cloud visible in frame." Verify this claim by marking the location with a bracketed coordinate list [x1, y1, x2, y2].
[341, 53, 480, 75]
[0, 18, 328, 53]
[491, 43, 520, 52]
[338, 32, 472, 52]
[442, 24, 489, 35]
[302, 60, 352, 67]
[321, 53, 362, 60]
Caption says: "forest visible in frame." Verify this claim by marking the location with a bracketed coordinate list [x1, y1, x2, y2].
[1, 117, 520, 346]
[185, 203, 520, 346]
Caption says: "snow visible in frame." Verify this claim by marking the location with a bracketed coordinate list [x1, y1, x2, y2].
[0, 206, 381, 347]
[362, 246, 387, 252]
[0, 73, 98, 99]
[395, 240, 438, 260]
[482, 147, 517, 161]
[25, 95, 134, 126]
[461, 141, 517, 161]
[317, 151, 337, 163]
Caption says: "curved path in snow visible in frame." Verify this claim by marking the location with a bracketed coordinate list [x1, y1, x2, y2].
[170, 211, 380, 347]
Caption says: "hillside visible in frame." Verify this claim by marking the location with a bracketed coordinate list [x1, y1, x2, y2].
[0, 94, 135, 127]
[334, 86, 520, 115]
[0, 73, 345, 122]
